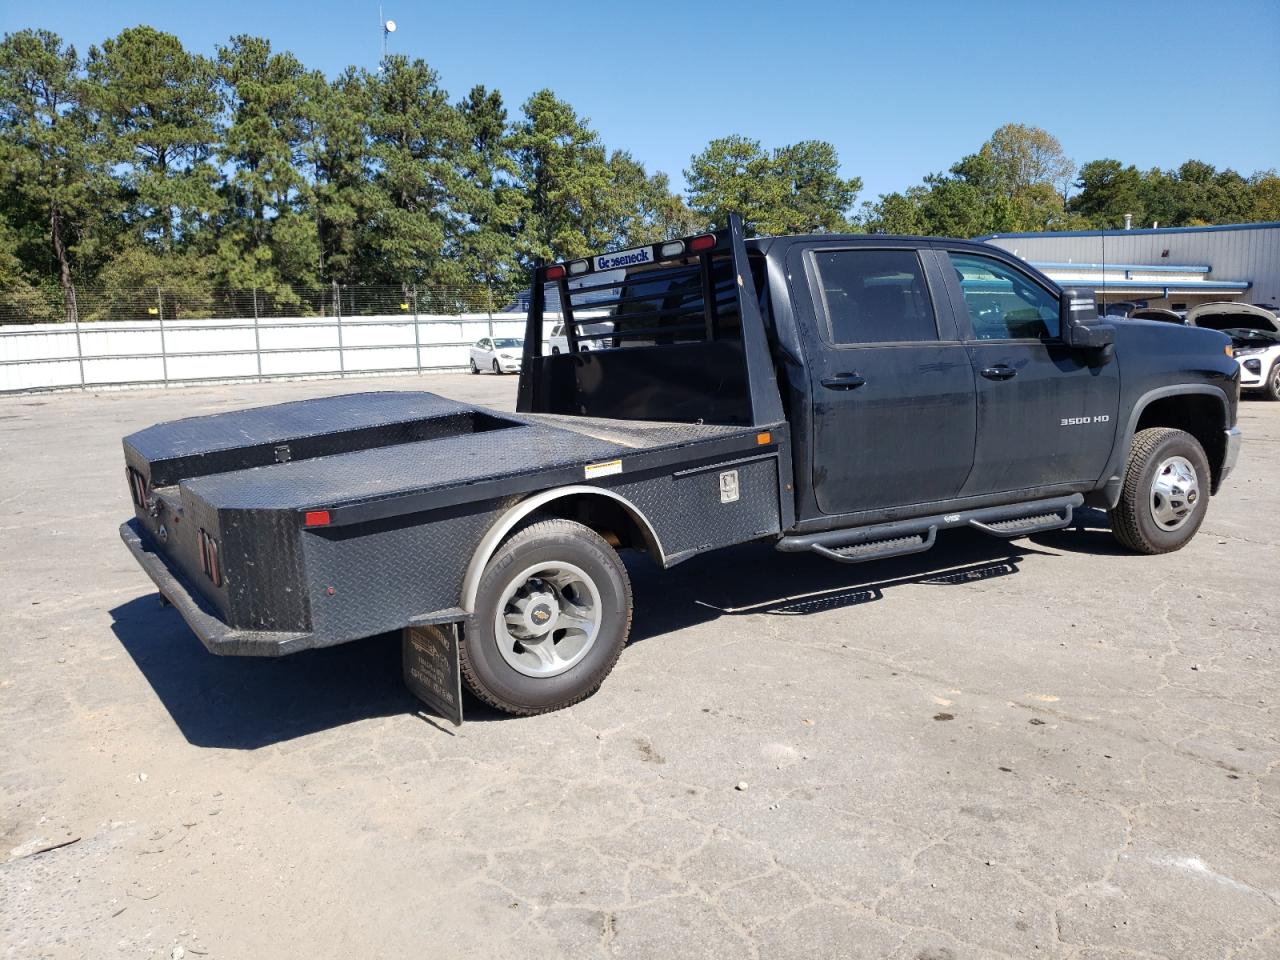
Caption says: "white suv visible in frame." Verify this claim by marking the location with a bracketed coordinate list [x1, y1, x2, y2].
[1188, 302, 1280, 400]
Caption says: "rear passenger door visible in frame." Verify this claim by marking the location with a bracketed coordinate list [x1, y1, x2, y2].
[942, 249, 1120, 495]
[793, 244, 977, 516]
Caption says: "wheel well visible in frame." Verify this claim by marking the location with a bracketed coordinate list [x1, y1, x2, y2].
[534, 494, 662, 560]
[461, 486, 664, 614]
[1134, 394, 1227, 489]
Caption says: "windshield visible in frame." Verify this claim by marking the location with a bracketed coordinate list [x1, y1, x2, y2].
[493, 338, 523, 349]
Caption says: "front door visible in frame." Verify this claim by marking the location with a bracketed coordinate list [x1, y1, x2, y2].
[796, 245, 977, 516]
[943, 250, 1120, 495]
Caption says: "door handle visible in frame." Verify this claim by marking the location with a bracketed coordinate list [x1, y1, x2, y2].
[980, 365, 1017, 381]
[821, 374, 866, 390]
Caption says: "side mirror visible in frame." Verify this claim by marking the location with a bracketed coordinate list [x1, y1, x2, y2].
[1059, 288, 1116, 354]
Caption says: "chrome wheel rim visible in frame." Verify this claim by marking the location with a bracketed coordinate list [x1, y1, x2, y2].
[1149, 455, 1199, 531]
[494, 561, 602, 678]
[1272, 364, 1280, 393]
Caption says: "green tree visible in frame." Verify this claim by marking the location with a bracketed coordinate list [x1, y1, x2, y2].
[452, 84, 526, 298]
[215, 35, 321, 297]
[0, 29, 111, 319]
[686, 135, 860, 235]
[685, 135, 778, 234]
[305, 67, 377, 285]
[511, 89, 616, 264]
[1068, 159, 1147, 228]
[981, 123, 1075, 202]
[771, 140, 861, 233]
[85, 27, 221, 256]
[365, 55, 468, 290]
[1248, 170, 1280, 222]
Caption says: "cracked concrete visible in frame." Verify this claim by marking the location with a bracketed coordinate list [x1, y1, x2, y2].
[1, 374, 1276, 959]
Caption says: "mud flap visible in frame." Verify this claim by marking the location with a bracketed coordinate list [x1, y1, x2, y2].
[402, 624, 463, 726]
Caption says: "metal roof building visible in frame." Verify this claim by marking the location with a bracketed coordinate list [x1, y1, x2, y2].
[982, 221, 1280, 310]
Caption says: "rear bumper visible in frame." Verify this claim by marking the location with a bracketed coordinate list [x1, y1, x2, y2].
[1221, 426, 1243, 483]
[120, 519, 312, 657]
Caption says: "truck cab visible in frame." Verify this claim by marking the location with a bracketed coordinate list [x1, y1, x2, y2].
[520, 219, 1241, 549]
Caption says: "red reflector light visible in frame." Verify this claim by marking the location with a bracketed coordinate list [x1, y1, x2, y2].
[544, 264, 566, 280]
[126, 467, 148, 508]
[197, 528, 223, 588]
[305, 510, 331, 527]
[689, 233, 716, 252]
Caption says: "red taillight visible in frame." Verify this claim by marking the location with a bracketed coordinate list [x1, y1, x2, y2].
[688, 233, 716, 252]
[544, 264, 566, 280]
[198, 529, 222, 588]
[305, 510, 331, 527]
[126, 467, 148, 508]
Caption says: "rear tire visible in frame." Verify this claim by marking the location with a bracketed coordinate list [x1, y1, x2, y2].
[1108, 427, 1210, 554]
[1262, 361, 1280, 401]
[461, 519, 633, 715]
[551, 346, 561, 355]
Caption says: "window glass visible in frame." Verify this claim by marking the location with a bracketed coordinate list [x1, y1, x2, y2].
[812, 249, 937, 344]
[949, 252, 1060, 340]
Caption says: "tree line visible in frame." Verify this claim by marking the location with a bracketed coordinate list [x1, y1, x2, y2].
[2, 26, 1278, 322]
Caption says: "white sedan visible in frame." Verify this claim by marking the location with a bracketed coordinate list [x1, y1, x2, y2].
[469, 336, 523, 375]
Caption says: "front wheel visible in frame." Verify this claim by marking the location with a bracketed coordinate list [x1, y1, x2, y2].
[492, 359, 501, 375]
[1109, 427, 1210, 554]
[469, 358, 479, 375]
[461, 519, 633, 715]
[1262, 361, 1280, 401]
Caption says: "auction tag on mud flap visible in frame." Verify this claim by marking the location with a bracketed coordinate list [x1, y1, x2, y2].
[403, 625, 463, 726]
[719, 469, 740, 504]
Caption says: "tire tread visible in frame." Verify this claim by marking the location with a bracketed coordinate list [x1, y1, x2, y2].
[459, 519, 633, 716]
[1108, 427, 1203, 554]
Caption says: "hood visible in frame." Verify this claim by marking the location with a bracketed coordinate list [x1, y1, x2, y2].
[1187, 301, 1280, 334]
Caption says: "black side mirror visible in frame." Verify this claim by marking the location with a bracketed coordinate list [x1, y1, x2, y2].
[1060, 288, 1116, 355]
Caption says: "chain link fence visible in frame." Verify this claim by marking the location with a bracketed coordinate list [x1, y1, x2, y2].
[0, 282, 515, 325]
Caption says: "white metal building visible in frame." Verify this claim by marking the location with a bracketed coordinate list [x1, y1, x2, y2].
[982, 222, 1280, 310]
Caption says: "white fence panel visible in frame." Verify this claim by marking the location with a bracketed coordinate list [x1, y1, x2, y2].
[0, 311, 546, 392]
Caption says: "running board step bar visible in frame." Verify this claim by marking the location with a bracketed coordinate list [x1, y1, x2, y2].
[777, 494, 1083, 565]
[810, 528, 936, 564]
[967, 506, 1075, 538]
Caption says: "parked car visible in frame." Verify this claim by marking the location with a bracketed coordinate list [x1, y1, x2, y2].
[1129, 308, 1186, 324]
[1188, 302, 1280, 400]
[469, 336, 523, 374]
[120, 216, 1242, 718]
[1100, 301, 1143, 319]
[548, 320, 614, 354]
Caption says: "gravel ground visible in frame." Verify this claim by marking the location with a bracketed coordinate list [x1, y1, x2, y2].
[1, 373, 1277, 960]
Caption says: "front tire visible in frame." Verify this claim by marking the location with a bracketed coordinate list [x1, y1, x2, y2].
[492, 359, 501, 375]
[1262, 361, 1280, 401]
[461, 519, 633, 715]
[469, 358, 479, 374]
[1109, 427, 1210, 554]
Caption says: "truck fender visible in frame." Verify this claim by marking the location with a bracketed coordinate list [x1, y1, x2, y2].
[1094, 384, 1232, 505]
[460, 485, 666, 614]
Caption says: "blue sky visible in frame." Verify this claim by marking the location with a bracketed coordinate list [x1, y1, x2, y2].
[5, 0, 1278, 204]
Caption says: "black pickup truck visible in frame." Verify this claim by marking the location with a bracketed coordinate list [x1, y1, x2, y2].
[120, 216, 1242, 716]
